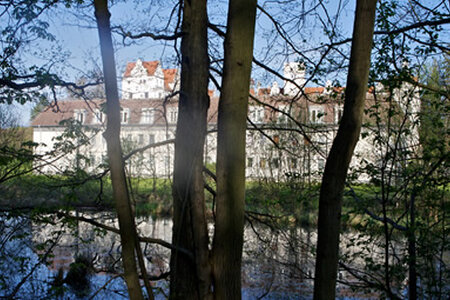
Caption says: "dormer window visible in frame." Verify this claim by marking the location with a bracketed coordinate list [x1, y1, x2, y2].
[141, 108, 154, 124]
[93, 109, 104, 124]
[309, 106, 324, 124]
[277, 105, 290, 123]
[121, 108, 129, 124]
[335, 105, 343, 123]
[248, 106, 264, 123]
[167, 107, 178, 124]
[74, 109, 86, 124]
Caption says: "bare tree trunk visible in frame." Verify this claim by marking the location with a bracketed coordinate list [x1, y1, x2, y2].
[93, 0, 144, 299]
[170, 0, 211, 299]
[408, 191, 417, 300]
[212, 0, 257, 298]
[313, 1, 377, 299]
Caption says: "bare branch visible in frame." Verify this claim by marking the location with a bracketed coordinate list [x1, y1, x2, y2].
[113, 25, 182, 41]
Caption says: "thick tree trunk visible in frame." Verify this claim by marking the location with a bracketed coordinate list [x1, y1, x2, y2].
[313, 1, 377, 299]
[93, 0, 144, 299]
[212, 0, 257, 299]
[169, 0, 211, 299]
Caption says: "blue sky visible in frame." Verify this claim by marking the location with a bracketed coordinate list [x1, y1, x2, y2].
[11, 0, 359, 126]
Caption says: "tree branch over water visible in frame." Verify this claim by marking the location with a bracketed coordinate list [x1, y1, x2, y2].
[60, 212, 194, 260]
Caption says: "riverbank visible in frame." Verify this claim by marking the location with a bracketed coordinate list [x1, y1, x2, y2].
[0, 174, 378, 227]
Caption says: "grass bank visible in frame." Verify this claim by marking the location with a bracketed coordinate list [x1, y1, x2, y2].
[1, 174, 382, 226]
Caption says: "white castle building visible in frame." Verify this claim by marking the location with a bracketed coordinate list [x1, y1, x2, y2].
[32, 59, 420, 182]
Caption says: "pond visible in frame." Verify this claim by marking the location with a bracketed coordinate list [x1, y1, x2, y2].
[0, 211, 398, 299]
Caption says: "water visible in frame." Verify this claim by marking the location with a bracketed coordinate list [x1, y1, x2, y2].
[0, 211, 403, 299]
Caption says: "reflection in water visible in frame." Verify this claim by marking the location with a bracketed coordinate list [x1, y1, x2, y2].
[1, 211, 386, 299]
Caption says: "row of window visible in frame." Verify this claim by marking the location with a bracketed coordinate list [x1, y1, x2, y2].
[75, 105, 342, 125]
[125, 77, 161, 85]
[123, 133, 156, 146]
[248, 105, 344, 124]
[125, 91, 165, 99]
[246, 156, 325, 170]
[74, 107, 178, 125]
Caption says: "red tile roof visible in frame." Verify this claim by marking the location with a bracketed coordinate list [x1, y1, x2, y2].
[32, 99, 105, 127]
[124, 61, 178, 91]
[304, 87, 324, 94]
[258, 88, 271, 96]
[163, 68, 177, 90]
[123, 61, 159, 77]
[32, 97, 221, 127]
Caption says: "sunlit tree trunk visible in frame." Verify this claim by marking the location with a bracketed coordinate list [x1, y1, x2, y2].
[313, 1, 377, 299]
[93, 0, 144, 299]
[212, 0, 257, 298]
[170, 0, 211, 299]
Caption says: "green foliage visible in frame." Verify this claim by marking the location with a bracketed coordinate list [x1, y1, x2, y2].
[419, 57, 450, 162]
[245, 181, 320, 227]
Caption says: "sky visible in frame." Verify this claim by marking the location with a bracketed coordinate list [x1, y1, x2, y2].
[12, 1, 181, 126]
[0, 0, 393, 126]
[11, 0, 448, 126]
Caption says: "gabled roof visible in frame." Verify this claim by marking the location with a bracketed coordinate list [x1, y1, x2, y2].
[123, 60, 160, 77]
[123, 60, 178, 91]
[163, 68, 177, 90]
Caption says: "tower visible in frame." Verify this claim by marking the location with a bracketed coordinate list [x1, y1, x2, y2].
[283, 62, 306, 96]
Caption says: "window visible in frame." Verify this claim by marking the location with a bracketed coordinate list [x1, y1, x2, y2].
[248, 106, 264, 123]
[93, 109, 104, 124]
[290, 158, 298, 169]
[259, 133, 266, 146]
[74, 109, 86, 124]
[148, 153, 155, 167]
[273, 135, 280, 145]
[165, 155, 170, 170]
[149, 134, 155, 144]
[141, 108, 154, 124]
[167, 107, 178, 123]
[145, 92, 148, 98]
[259, 158, 266, 168]
[120, 108, 129, 124]
[271, 158, 280, 168]
[138, 134, 144, 145]
[277, 105, 289, 123]
[318, 158, 325, 171]
[309, 106, 324, 124]
[335, 105, 343, 123]
[247, 157, 254, 168]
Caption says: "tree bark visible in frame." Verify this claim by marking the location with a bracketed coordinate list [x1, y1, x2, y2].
[212, 0, 257, 299]
[169, 0, 211, 299]
[93, 0, 144, 299]
[408, 191, 417, 300]
[313, 1, 377, 299]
